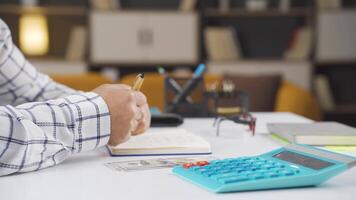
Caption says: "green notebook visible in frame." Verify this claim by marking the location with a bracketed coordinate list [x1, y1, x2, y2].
[268, 122, 356, 146]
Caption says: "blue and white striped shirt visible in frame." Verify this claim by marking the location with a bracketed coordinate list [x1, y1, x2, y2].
[0, 19, 111, 176]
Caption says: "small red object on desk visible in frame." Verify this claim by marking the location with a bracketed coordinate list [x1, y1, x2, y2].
[182, 163, 196, 169]
[196, 161, 209, 166]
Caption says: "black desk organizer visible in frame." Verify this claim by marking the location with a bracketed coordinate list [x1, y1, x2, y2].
[164, 76, 210, 117]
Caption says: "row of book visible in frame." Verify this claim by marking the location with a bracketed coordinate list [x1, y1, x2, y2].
[216, 0, 344, 11]
[65, 26, 87, 61]
[63, 17, 312, 62]
[90, 0, 197, 11]
[90, 0, 346, 12]
[204, 26, 312, 61]
[65, 23, 312, 63]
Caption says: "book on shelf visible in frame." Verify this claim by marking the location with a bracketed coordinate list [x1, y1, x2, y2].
[204, 26, 242, 61]
[20, 0, 39, 6]
[108, 128, 211, 156]
[246, 0, 268, 11]
[316, 0, 342, 10]
[278, 0, 291, 12]
[313, 75, 335, 112]
[219, 0, 230, 11]
[90, 0, 120, 10]
[316, 10, 356, 62]
[65, 26, 87, 61]
[179, 0, 197, 12]
[284, 26, 312, 60]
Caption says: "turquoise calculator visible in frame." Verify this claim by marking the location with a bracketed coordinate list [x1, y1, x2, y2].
[172, 144, 356, 193]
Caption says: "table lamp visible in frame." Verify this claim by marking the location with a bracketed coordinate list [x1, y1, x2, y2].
[19, 14, 49, 56]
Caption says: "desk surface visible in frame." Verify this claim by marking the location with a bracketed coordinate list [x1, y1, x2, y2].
[1, 112, 356, 200]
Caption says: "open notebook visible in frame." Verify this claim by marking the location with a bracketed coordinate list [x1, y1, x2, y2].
[107, 128, 211, 156]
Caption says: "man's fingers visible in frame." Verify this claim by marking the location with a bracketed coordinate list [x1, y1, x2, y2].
[129, 118, 139, 133]
[115, 84, 131, 90]
[133, 91, 147, 106]
[133, 106, 143, 120]
[132, 104, 150, 135]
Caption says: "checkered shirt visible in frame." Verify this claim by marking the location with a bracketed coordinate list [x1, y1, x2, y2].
[0, 19, 111, 176]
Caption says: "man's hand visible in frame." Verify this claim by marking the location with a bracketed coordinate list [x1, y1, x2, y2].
[92, 84, 151, 146]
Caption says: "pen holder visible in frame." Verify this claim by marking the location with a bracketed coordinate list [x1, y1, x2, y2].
[214, 90, 249, 116]
[205, 89, 250, 117]
[164, 75, 209, 117]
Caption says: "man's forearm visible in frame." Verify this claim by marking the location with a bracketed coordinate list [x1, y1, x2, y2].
[0, 92, 111, 176]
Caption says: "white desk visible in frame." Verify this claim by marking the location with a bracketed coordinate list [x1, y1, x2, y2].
[1, 112, 356, 200]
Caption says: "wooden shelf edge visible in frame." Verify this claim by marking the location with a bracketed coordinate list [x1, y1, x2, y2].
[315, 60, 356, 66]
[204, 8, 312, 18]
[207, 59, 311, 65]
[0, 4, 88, 16]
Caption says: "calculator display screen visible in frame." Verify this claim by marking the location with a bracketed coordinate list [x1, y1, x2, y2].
[273, 150, 335, 170]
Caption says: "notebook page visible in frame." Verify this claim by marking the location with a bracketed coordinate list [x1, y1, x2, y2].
[112, 128, 210, 150]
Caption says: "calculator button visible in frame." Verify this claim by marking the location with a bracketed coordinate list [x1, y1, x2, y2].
[189, 166, 199, 171]
[248, 173, 265, 179]
[196, 168, 208, 173]
[281, 170, 295, 176]
[218, 176, 250, 184]
[276, 164, 286, 168]
[263, 164, 275, 169]
[211, 172, 239, 180]
[217, 169, 232, 174]
[202, 172, 216, 177]
[266, 160, 275, 164]
[251, 167, 261, 171]
[257, 169, 269, 174]
[266, 172, 279, 178]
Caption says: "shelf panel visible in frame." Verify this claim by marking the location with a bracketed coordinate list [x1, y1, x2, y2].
[315, 60, 356, 66]
[207, 60, 312, 90]
[325, 105, 356, 115]
[204, 8, 312, 18]
[0, 5, 88, 16]
[207, 59, 310, 65]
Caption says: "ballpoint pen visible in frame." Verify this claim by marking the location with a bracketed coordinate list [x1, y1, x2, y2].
[158, 67, 193, 103]
[166, 64, 206, 112]
[132, 73, 144, 91]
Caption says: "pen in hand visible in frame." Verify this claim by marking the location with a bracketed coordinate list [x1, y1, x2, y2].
[132, 73, 144, 91]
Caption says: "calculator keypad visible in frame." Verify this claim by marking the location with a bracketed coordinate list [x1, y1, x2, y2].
[186, 157, 301, 184]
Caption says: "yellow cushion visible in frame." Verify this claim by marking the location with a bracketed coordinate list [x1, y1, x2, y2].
[51, 73, 113, 92]
[275, 81, 321, 120]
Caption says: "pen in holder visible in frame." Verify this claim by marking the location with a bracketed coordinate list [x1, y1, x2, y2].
[164, 75, 208, 117]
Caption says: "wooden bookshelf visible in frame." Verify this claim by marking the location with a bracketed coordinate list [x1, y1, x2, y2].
[0, 5, 88, 16]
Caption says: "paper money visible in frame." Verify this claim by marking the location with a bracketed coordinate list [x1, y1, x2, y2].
[105, 156, 216, 172]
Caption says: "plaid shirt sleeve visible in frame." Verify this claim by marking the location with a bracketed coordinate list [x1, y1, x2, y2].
[0, 19, 78, 106]
[0, 19, 111, 176]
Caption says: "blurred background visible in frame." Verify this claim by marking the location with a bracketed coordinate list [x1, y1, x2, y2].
[1, 0, 356, 126]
